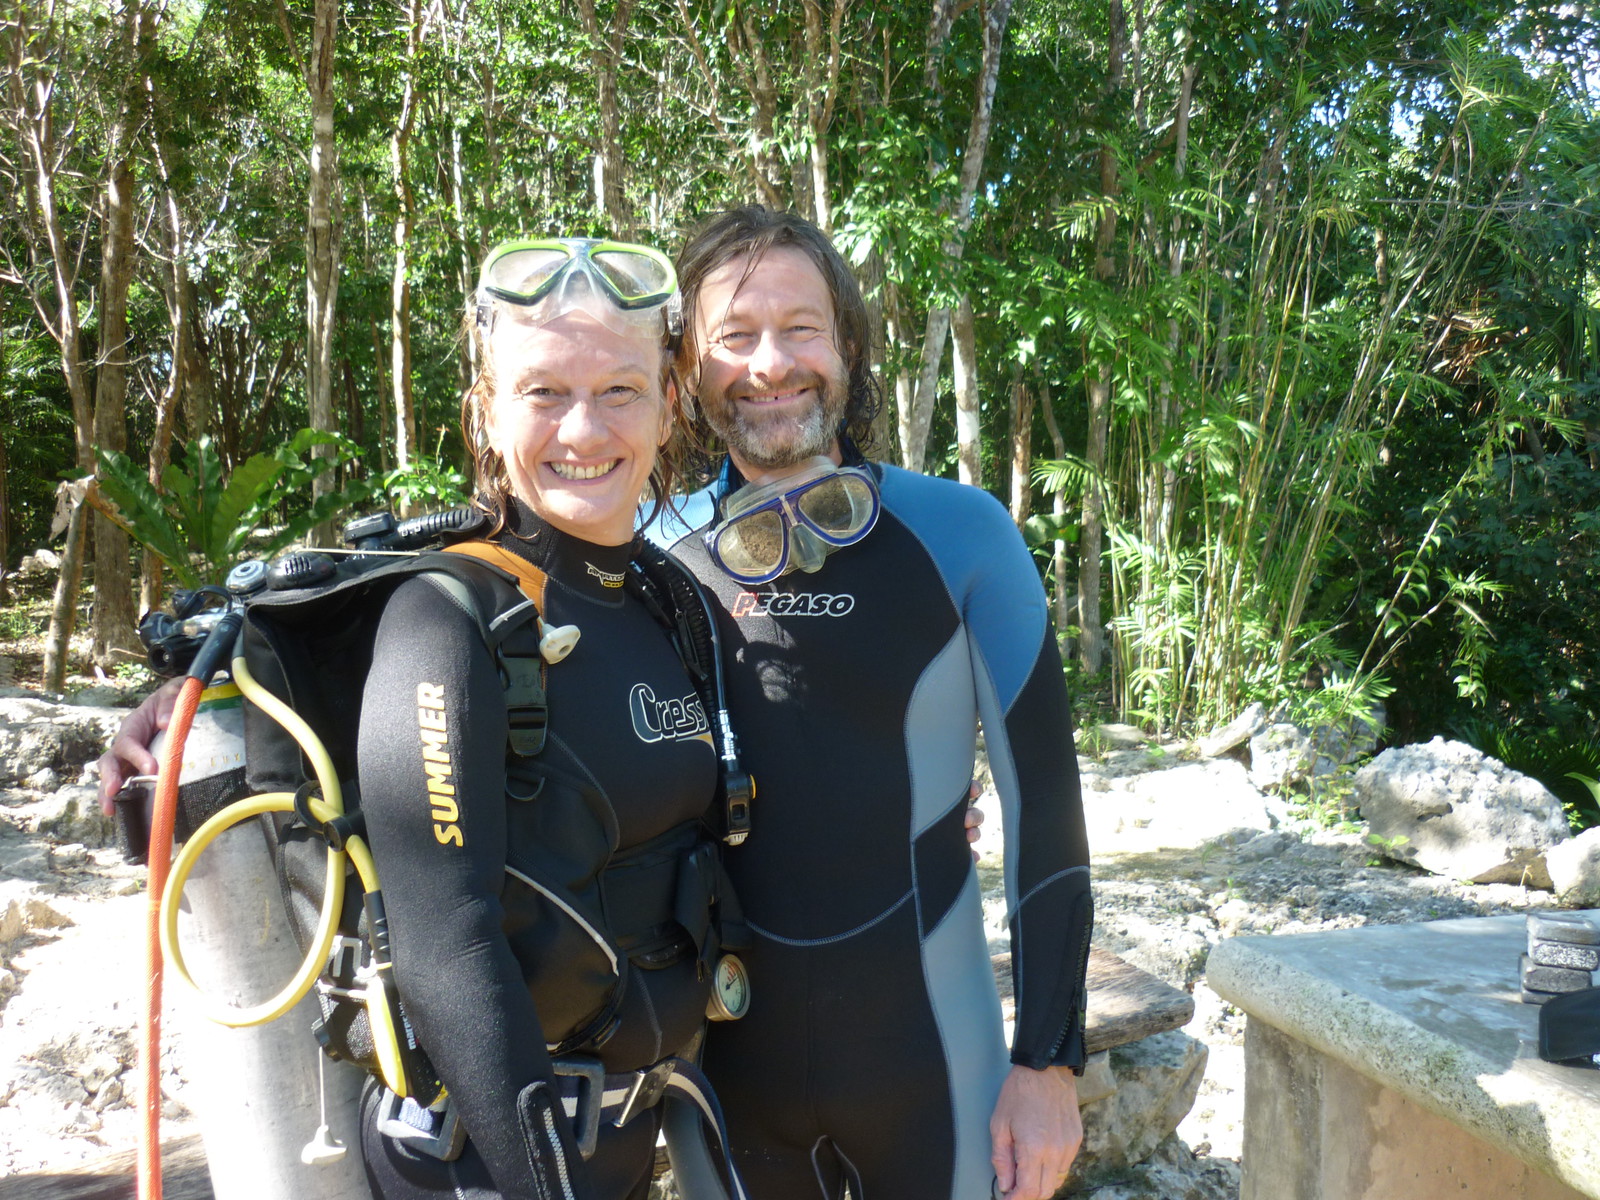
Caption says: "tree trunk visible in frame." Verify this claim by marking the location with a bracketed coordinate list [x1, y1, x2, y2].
[1077, 0, 1125, 675]
[1039, 383, 1072, 639]
[296, 0, 342, 530]
[0, 367, 8, 606]
[147, 132, 191, 613]
[90, 0, 150, 664]
[390, 0, 420, 490]
[5, 6, 94, 468]
[883, 280, 911, 460]
[43, 481, 90, 693]
[904, 0, 1017, 473]
[801, 0, 843, 234]
[953, 294, 980, 486]
[1009, 368, 1035, 527]
[1150, 5, 1196, 551]
[144, 357, 178, 614]
[576, 0, 635, 234]
[448, 121, 476, 390]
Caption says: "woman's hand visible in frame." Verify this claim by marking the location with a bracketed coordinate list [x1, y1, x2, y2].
[964, 779, 986, 862]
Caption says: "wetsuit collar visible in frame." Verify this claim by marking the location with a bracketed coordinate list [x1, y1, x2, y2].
[499, 498, 635, 606]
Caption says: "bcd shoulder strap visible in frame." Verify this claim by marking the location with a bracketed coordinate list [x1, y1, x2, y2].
[435, 540, 550, 760]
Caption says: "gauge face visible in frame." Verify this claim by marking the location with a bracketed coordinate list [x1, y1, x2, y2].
[707, 953, 751, 1021]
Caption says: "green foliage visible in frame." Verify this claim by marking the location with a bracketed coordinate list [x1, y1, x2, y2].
[1566, 775, 1600, 834]
[4, 0, 1597, 758]
[1451, 720, 1600, 833]
[382, 431, 469, 512]
[1366, 830, 1412, 866]
[0, 607, 40, 641]
[94, 432, 375, 588]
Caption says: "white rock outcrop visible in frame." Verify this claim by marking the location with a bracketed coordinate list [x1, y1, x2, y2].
[1545, 826, 1600, 906]
[1247, 724, 1315, 791]
[1070, 1030, 1209, 1187]
[1354, 738, 1570, 887]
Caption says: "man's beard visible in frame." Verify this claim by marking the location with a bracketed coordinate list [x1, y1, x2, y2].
[701, 368, 850, 471]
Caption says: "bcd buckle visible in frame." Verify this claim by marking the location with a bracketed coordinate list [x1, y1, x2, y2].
[551, 1055, 605, 1159]
[375, 1088, 465, 1161]
[613, 1059, 676, 1128]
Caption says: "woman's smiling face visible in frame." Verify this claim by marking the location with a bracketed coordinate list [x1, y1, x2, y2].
[483, 310, 671, 546]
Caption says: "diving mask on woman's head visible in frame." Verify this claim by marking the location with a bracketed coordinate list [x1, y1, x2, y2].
[476, 238, 683, 338]
[704, 457, 880, 584]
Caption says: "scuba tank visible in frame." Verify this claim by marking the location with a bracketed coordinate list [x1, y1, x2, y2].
[119, 591, 371, 1200]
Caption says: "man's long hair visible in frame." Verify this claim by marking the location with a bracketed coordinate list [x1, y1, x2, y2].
[676, 206, 882, 466]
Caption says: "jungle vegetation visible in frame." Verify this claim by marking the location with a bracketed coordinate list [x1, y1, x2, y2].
[2, 0, 1598, 819]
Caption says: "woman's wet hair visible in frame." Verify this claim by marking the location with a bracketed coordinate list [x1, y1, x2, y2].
[460, 307, 691, 537]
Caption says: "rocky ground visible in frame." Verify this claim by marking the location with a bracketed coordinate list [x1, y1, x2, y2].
[968, 737, 1561, 1200]
[0, 682, 1571, 1196]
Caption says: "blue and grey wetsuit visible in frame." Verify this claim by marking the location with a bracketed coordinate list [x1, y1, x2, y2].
[650, 462, 1092, 1200]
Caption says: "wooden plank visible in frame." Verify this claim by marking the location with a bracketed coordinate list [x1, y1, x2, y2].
[992, 947, 1194, 1055]
[2, 1135, 214, 1200]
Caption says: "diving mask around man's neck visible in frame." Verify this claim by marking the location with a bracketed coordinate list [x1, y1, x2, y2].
[475, 237, 682, 338]
[704, 457, 881, 585]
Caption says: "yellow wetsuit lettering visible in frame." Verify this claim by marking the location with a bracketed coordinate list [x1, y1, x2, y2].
[416, 683, 461, 847]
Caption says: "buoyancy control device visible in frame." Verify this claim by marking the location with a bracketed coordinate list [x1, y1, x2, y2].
[128, 506, 754, 1110]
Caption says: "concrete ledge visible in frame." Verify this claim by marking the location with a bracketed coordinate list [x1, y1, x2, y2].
[1208, 911, 1600, 1198]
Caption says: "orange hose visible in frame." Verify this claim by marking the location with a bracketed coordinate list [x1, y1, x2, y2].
[139, 676, 203, 1200]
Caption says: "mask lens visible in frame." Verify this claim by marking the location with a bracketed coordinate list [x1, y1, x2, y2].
[592, 250, 674, 304]
[796, 474, 876, 540]
[714, 509, 788, 579]
[483, 246, 570, 300]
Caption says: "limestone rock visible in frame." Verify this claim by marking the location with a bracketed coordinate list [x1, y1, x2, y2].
[1075, 1051, 1117, 1106]
[1305, 702, 1385, 767]
[0, 699, 124, 787]
[17, 549, 60, 576]
[1354, 738, 1570, 887]
[1234, 830, 1299, 862]
[79, 1051, 122, 1094]
[0, 845, 52, 882]
[1095, 724, 1150, 750]
[36, 785, 115, 847]
[1088, 759, 1282, 851]
[1068, 1134, 1239, 1199]
[1198, 703, 1266, 759]
[65, 685, 137, 708]
[1094, 912, 1216, 988]
[1247, 723, 1315, 791]
[23, 767, 60, 792]
[1545, 826, 1600, 905]
[0, 882, 69, 946]
[1068, 1030, 1208, 1189]
[90, 1075, 123, 1112]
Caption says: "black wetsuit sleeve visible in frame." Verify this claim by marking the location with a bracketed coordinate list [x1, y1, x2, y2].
[358, 576, 582, 1199]
[962, 500, 1093, 1072]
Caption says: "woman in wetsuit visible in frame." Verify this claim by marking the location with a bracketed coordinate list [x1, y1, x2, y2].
[354, 239, 731, 1200]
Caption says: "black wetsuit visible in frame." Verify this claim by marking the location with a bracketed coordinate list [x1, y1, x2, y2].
[650, 461, 1093, 1200]
[356, 502, 719, 1200]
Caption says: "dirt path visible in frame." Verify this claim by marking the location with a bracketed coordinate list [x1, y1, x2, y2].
[0, 699, 1562, 1197]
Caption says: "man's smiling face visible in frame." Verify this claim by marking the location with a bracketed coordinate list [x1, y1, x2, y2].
[689, 245, 849, 477]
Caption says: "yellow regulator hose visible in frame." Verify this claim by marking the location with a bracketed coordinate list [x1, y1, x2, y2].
[157, 655, 381, 1027]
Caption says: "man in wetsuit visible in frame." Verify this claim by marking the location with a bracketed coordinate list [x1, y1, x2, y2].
[649, 208, 1092, 1200]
